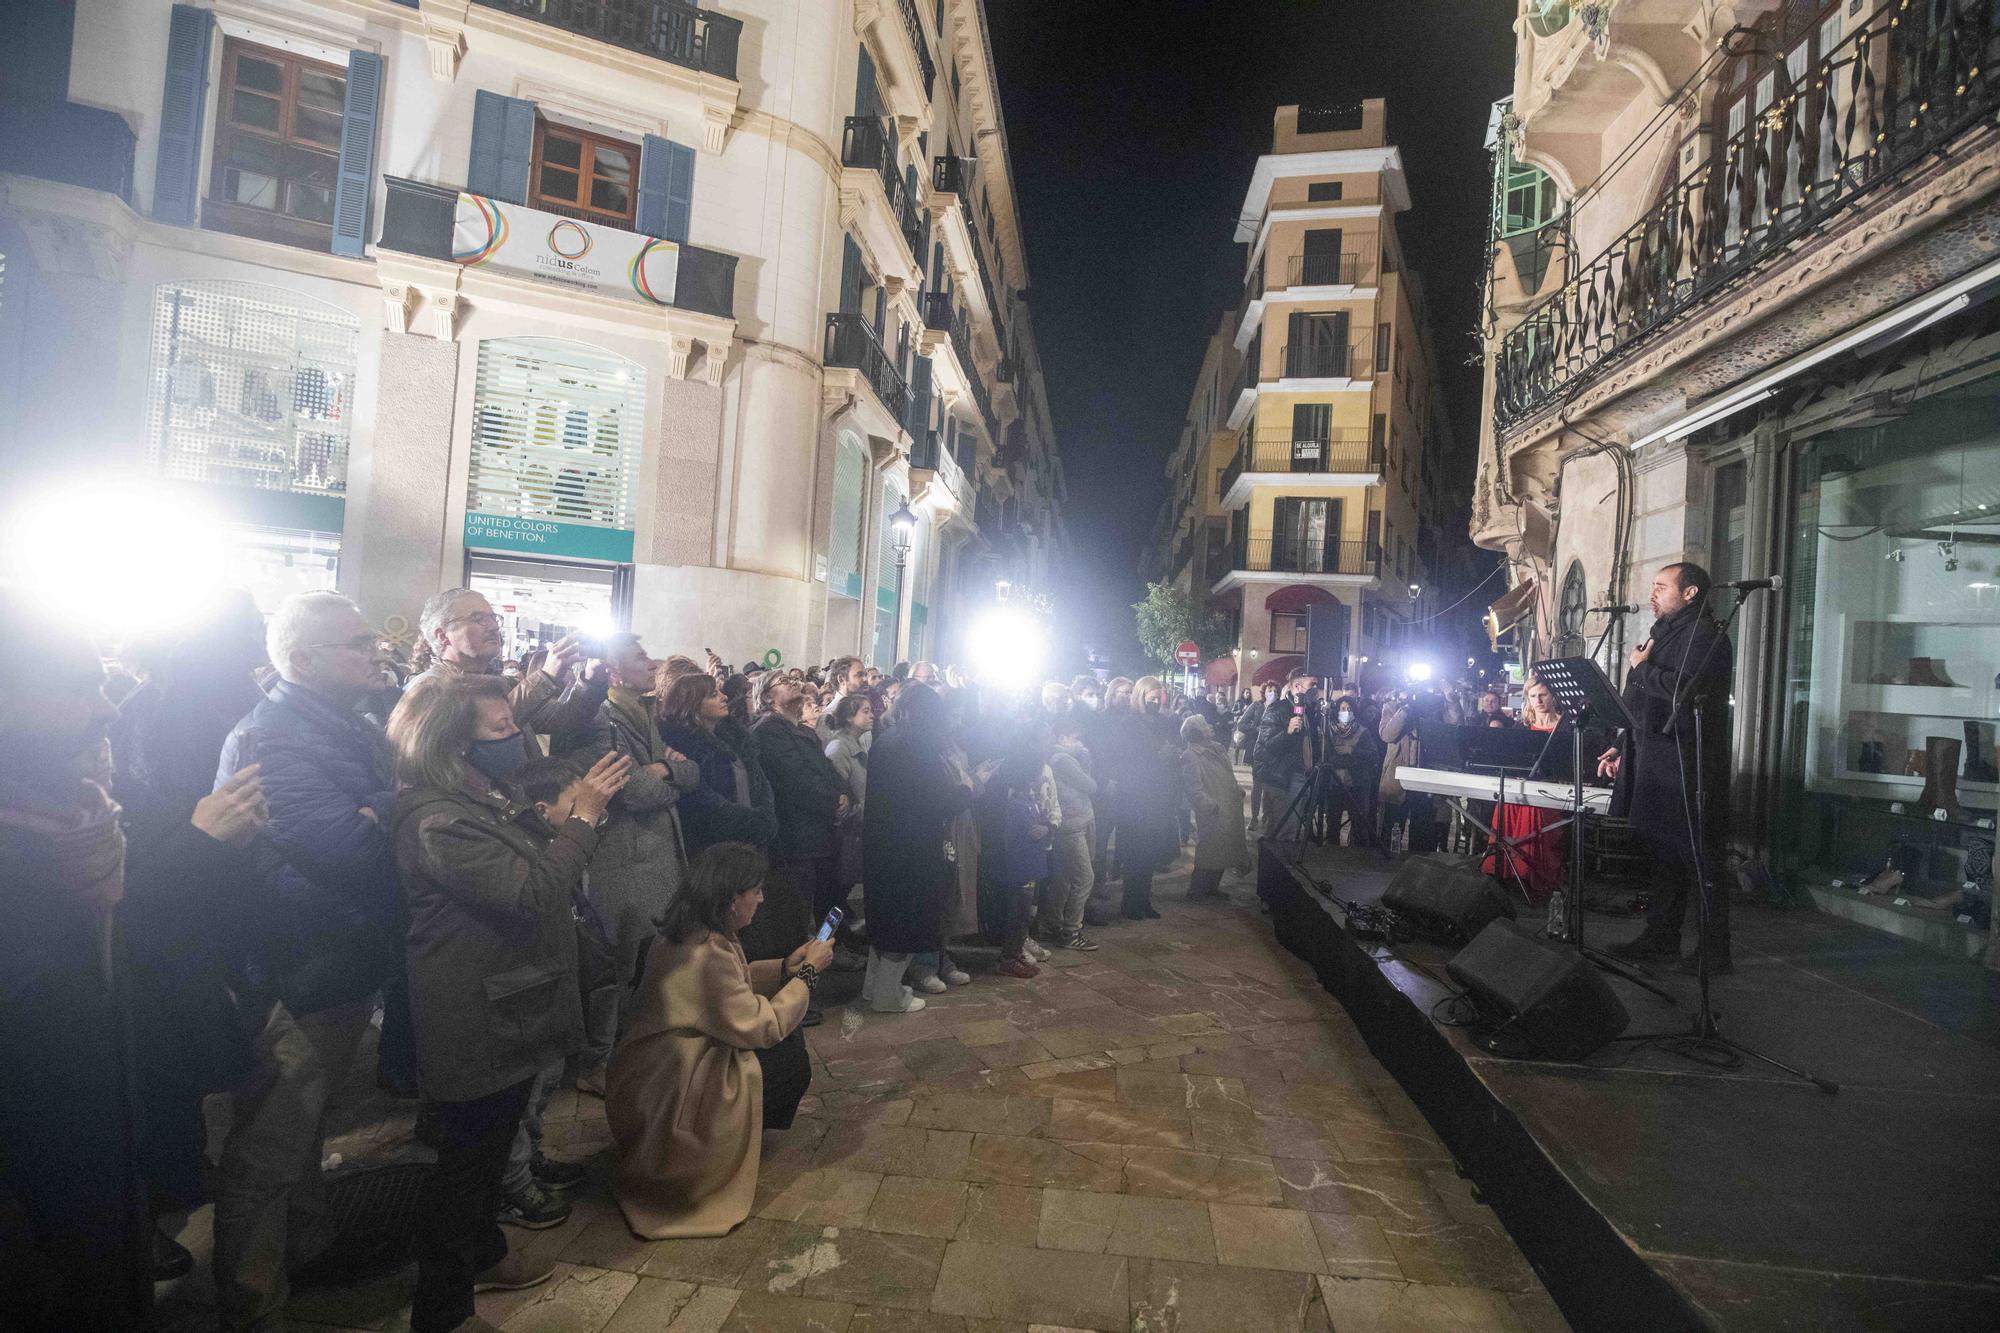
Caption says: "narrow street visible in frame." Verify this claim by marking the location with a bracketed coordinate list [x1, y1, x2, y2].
[160, 795, 1567, 1332]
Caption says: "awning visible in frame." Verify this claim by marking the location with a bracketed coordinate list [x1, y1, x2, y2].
[1263, 584, 1340, 614]
[1486, 578, 1538, 646]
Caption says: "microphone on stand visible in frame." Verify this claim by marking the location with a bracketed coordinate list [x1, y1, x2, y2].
[1588, 603, 1640, 614]
[1718, 575, 1784, 592]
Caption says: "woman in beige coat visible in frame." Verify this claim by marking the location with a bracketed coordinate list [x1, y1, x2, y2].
[607, 843, 832, 1239]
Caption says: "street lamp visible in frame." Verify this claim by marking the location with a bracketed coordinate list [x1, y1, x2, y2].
[889, 499, 917, 662]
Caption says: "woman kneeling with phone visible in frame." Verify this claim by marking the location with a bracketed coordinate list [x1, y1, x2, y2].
[607, 843, 832, 1238]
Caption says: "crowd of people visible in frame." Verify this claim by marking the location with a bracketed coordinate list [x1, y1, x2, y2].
[0, 584, 1267, 1333]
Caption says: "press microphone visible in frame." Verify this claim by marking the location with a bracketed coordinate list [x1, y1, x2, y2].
[1588, 603, 1640, 614]
[1719, 575, 1784, 592]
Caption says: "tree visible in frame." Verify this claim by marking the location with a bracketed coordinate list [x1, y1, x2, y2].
[1132, 581, 1229, 672]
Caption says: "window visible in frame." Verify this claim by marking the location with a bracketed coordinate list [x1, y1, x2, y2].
[469, 338, 644, 531]
[532, 121, 638, 229]
[1307, 181, 1343, 202]
[147, 281, 358, 496]
[207, 39, 345, 247]
[1363, 510, 1381, 561]
[1375, 323, 1391, 372]
[1370, 413, 1386, 466]
[1271, 610, 1309, 653]
[1498, 163, 1558, 237]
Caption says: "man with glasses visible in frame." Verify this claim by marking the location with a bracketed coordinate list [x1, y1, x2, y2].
[210, 591, 404, 1331]
[416, 588, 607, 764]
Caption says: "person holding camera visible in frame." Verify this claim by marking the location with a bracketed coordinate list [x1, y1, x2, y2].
[1254, 669, 1319, 838]
[608, 843, 831, 1239]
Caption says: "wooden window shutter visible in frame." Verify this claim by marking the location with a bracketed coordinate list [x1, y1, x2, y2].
[468, 90, 535, 204]
[637, 137, 695, 242]
[330, 50, 383, 258]
[154, 5, 213, 225]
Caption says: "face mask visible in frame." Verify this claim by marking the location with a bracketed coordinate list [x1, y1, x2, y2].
[1337, 709, 1354, 725]
[1142, 700, 1160, 713]
[1264, 690, 1277, 703]
[468, 735, 528, 782]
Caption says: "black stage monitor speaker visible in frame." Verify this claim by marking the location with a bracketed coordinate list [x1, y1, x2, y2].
[1382, 855, 1515, 945]
[1446, 919, 1631, 1059]
[1303, 601, 1350, 679]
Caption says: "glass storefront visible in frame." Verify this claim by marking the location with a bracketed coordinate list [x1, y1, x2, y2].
[1776, 375, 2000, 915]
[466, 554, 627, 662]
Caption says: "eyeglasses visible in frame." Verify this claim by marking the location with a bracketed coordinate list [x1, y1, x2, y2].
[302, 636, 380, 655]
[448, 611, 502, 629]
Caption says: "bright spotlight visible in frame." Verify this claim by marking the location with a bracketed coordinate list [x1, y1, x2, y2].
[3, 480, 230, 635]
[1405, 661, 1435, 684]
[966, 604, 1046, 691]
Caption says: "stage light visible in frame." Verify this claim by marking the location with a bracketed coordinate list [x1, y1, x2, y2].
[1405, 661, 1434, 683]
[966, 604, 1045, 691]
[3, 480, 229, 635]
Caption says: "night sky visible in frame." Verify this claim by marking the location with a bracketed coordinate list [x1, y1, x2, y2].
[985, 0, 1518, 671]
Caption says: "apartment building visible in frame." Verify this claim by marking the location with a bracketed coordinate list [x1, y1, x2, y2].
[1474, 0, 2000, 961]
[1149, 100, 1456, 690]
[0, 0, 1063, 669]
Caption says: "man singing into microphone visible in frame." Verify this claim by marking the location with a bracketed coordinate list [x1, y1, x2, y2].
[1596, 562, 1735, 974]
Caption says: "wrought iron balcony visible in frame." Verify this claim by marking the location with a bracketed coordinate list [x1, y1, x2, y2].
[824, 312, 910, 419]
[376, 176, 737, 317]
[1286, 251, 1373, 287]
[841, 117, 924, 264]
[472, 0, 741, 80]
[1279, 340, 1373, 380]
[932, 154, 974, 196]
[897, 0, 937, 96]
[1494, 0, 2000, 430]
[1229, 534, 1378, 578]
[1224, 430, 1380, 494]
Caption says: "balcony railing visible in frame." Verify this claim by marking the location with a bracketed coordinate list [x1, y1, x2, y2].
[1495, 0, 2000, 429]
[377, 176, 737, 317]
[932, 154, 973, 196]
[472, 0, 741, 80]
[897, 0, 937, 96]
[841, 117, 924, 264]
[825, 312, 910, 419]
[0, 101, 136, 202]
[1223, 429, 1380, 493]
[1279, 340, 1373, 380]
[1229, 534, 1378, 578]
[1285, 252, 1373, 287]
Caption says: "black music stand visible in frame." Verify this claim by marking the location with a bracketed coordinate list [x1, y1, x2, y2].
[1531, 656, 1675, 1003]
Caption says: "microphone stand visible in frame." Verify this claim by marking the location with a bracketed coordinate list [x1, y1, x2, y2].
[1641, 588, 1838, 1094]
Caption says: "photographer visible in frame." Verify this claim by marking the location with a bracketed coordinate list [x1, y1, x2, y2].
[1254, 669, 1319, 838]
[1378, 691, 1445, 855]
[412, 589, 607, 765]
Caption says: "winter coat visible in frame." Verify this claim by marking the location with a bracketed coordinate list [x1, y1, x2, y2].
[861, 725, 973, 954]
[986, 784, 1053, 887]
[1234, 700, 1266, 750]
[561, 691, 700, 966]
[214, 679, 400, 1015]
[1254, 695, 1314, 788]
[1378, 704, 1420, 802]
[824, 730, 869, 815]
[1097, 709, 1182, 874]
[657, 718, 778, 854]
[393, 777, 592, 1103]
[1182, 738, 1251, 874]
[1048, 742, 1098, 829]
[1612, 603, 1732, 852]
[607, 929, 809, 1238]
[749, 713, 845, 861]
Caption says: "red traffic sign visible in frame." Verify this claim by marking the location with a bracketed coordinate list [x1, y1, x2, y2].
[1175, 640, 1201, 666]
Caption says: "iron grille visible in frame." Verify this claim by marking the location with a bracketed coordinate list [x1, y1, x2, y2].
[469, 337, 644, 530]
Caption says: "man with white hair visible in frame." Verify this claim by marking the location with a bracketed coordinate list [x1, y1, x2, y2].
[210, 591, 403, 1332]
[416, 587, 606, 763]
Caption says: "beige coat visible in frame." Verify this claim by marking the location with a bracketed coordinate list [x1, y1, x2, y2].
[606, 929, 810, 1238]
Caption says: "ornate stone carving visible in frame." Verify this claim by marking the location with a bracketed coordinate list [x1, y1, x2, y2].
[10, 208, 134, 282]
[381, 280, 415, 335]
[699, 340, 729, 387]
[421, 12, 467, 82]
[664, 333, 695, 381]
[420, 287, 461, 340]
[702, 102, 733, 154]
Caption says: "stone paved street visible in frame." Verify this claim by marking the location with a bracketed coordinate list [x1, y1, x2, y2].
[158, 848, 1570, 1332]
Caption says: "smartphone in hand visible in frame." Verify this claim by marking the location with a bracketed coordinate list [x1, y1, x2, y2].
[816, 906, 844, 943]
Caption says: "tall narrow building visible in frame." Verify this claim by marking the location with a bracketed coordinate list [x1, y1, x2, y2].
[1152, 100, 1454, 688]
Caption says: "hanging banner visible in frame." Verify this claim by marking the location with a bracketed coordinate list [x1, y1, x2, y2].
[453, 193, 679, 306]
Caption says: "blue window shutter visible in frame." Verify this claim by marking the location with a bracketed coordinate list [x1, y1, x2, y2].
[908, 353, 933, 443]
[468, 90, 534, 204]
[839, 235, 863, 313]
[856, 44, 877, 118]
[154, 5, 212, 226]
[330, 50, 383, 257]
[636, 135, 671, 238]
[662, 140, 695, 244]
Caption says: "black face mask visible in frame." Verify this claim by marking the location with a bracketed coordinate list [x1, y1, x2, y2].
[1142, 700, 1161, 713]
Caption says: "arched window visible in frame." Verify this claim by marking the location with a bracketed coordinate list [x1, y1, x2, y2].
[1552, 559, 1589, 658]
[469, 337, 644, 532]
[147, 280, 359, 495]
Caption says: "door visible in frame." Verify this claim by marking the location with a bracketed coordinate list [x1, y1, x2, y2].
[1300, 227, 1342, 285]
[1274, 497, 1338, 571]
[1290, 402, 1331, 471]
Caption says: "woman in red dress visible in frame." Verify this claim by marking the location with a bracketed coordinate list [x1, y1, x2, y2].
[1483, 677, 1567, 905]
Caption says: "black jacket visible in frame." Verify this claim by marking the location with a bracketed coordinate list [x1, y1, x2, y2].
[1254, 694, 1315, 786]
[1613, 603, 1732, 846]
[658, 718, 779, 853]
[861, 725, 972, 954]
[749, 713, 845, 859]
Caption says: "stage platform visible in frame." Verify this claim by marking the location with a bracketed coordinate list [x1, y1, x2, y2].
[1257, 839, 2000, 1332]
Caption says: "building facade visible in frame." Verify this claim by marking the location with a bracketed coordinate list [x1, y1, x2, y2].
[1148, 101, 1457, 691]
[0, 0, 1064, 669]
[1475, 0, 2000, 962]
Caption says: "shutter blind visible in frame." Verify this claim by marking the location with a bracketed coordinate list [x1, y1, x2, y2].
[840, 236, 864, 314]
[662, 140, 696, 243]
[469, 338, 645, 531]
[636, 135, 672, 238]
[907, 353, 933, 451]
[469, 91, 535, 204]
[330, 50, 383, 258]
[856, 44, 878, 117]
[828, 438, 866, 599]
[154, 5, 213, 226]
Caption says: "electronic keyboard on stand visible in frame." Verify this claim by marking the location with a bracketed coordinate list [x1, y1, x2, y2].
[1395, 767, 1612, 815]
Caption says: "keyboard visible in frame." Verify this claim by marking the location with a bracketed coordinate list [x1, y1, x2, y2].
[1394, 766, 1612, 814]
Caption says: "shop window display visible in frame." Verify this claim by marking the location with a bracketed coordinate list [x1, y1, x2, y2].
[1779, 381, 2000, 925]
